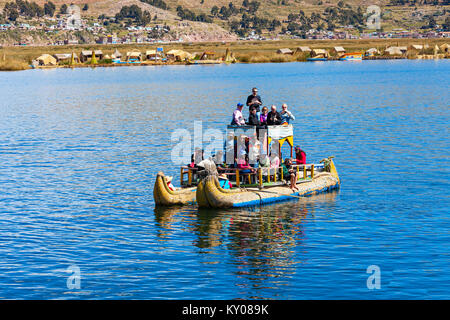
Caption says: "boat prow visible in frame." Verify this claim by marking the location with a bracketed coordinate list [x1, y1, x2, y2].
[154, 171, 197, 206]
[197, 158, 340, 208]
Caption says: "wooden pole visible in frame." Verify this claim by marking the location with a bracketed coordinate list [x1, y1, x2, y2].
[303, 165, 307, 179]
[311, 164, 314, 179]
[180, 167, 184, 185]
[258, 168, 263, 188]
[236, 169, 240, 187]
[188, 168, 192, 186]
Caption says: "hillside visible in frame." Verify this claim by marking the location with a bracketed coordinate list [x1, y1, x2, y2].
[0, 0, 449, 45]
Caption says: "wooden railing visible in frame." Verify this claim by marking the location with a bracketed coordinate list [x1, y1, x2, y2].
[180, 162, 324, 188]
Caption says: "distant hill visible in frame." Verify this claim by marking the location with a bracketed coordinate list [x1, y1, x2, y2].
[1, 0, 449, 42]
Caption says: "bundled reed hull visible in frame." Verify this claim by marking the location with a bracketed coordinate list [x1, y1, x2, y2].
[154, 172, 196, 206]
[197, 159, 340, 208]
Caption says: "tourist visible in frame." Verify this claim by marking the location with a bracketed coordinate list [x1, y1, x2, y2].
[280, 104, 295, 124]
[282, 158, 299, 191]
[238, 154, 255, 174]
[246, 87, 262, 116]
[260, 106, 269, 126]
[218, 174, 233, 189]
[294, 146, 306, 165]
[246, 106, 260, 126]
[231, 103, 245, 126]
[267, 105, 281, 125]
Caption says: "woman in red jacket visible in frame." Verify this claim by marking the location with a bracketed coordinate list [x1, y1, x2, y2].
[294, 146, 306, 165]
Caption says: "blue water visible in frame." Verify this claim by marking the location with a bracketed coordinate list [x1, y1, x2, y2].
[0, 60, 449, 299]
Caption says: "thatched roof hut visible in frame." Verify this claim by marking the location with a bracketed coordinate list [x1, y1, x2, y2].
[126, 50, 142, 61]
[200, 51, 216, 60]
[80, 50, 103, 62]
[296, 46, 311, 53]
[384, 47, 403, 56]
[277, 48, 294, 55]
[310, 49, 328, 58]
[440, 43, 449, 53]
[331, 46, 346, 56]
[112, 49, 122, 59]
[36, 54, 57, 66]
[145, 50, 162, 61]
[53, 53, 78, 63]
[166, 49, 193, 61]
[365, 48, 380, 56]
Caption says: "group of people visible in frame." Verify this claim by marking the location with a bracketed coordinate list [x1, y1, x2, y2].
[235, 145, 306, 191]
[231, 88, 296, 126]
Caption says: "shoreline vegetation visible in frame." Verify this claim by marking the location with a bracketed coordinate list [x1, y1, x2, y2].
[1, 38, 449, 71]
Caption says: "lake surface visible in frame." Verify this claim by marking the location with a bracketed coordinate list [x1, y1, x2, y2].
[0, 60, 449, 299]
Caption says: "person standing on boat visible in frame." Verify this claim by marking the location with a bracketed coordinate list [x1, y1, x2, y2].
[267, 105, 282, 125]
[231, 103, 246, 126]
[246, 87, 262, 117]
[280, 104, 295, 124]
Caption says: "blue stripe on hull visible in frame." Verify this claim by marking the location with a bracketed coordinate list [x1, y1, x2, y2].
[232, 182, 340, 207]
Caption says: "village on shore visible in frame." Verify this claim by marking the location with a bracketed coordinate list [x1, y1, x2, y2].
[28, 41, 450, 70]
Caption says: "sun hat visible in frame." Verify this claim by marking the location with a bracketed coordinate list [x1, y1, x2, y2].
[218, 174, 228, 179]
[165, 176, 173, 182]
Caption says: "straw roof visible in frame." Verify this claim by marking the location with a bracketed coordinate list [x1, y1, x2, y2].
[440, 43, 449, 52]
[385, 46, 402, 55]
[366, 48, 379, 53]
[54, 53, 77, 60]
[333, 46, 346, 52]
[81, 50, 103, 56]
[297, 46, 311, 52]
[36, 54, 56, 65]
[277, 48, 293, 54]
[311, 48, 327, 55]
[166, 49, 193, 60]
[104, 54, 111, 59]
[112, 49, 122, 58]
[127, 51, 142, 57]
[145, 50, 158, 55]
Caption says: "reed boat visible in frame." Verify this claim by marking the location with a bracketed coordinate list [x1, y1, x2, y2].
[339, 52, 363, 61]
[153, 171, 197, 206]
[153, 123, 341, 208]
[196, 157, 340, 208]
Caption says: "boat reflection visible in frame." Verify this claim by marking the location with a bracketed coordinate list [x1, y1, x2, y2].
[153, 191, 338, 294]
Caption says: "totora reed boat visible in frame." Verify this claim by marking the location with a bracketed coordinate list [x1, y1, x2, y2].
[196, 157, 339, 208]
[153, 123, 340, 208]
